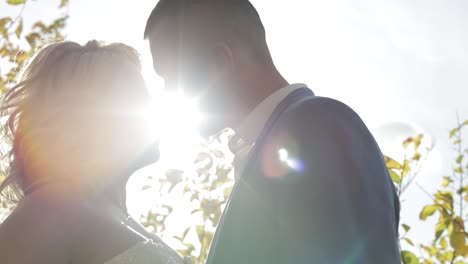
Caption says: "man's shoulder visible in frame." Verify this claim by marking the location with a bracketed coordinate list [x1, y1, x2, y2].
[279, 95, 367, 132]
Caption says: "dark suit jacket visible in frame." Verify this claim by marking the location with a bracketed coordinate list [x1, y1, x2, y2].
[206, 88, 401, 264]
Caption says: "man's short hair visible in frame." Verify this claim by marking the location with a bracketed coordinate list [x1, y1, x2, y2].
[144, 0, 271, 62]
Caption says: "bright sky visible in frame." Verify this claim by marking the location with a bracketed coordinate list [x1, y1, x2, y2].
[1, 0, 468, 249]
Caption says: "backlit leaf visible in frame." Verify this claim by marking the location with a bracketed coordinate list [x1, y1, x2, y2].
[403, 237, 414, 246]
[403, 137, 414, 148]
[401, 251, 418, 264]
[450, 231, 465, 252]
[450, 127, 459, 138]
[443, 177, 453, 187]
[7, 0, 26, 5]
[15, 18, 22, 38]
[402, 224, 411, 232]
[385, 156, 402, 170]
[389, 170, 401, 184]
[60, 0, 69, 8]
[456, 155, 464, 164]
[420, 205, 438, 220]
[440, 237, 448, 249]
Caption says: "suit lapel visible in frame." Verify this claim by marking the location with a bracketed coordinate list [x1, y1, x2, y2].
[206, 87, 314, 263]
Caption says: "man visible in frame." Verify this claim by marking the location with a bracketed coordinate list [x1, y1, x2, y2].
[144, 0, 401, 263]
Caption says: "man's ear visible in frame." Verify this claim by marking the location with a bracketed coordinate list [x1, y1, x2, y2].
[213, 42, 234, 73]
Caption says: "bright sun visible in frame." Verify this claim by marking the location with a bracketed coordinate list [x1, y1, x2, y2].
[145, 89, 203, 169]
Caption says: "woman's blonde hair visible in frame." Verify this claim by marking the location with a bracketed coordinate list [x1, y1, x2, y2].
[0, 40, 148, 201]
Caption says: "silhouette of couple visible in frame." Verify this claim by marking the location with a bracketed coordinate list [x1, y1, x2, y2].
[0, 1, 400, 263]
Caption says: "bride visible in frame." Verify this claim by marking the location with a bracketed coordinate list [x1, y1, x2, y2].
[0, 40, 191, 264]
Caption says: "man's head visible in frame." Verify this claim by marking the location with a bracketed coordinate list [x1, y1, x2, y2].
[145, 0, 275, 134]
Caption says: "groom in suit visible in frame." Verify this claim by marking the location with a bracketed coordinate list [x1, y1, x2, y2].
[145, 0, 401, 263]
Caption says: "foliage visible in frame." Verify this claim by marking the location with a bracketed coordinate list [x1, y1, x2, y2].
[388, 119, 468, 264]
[0, 0, 68, 93]
[137, 130, 235, 263]
[0, 1, 468, 264]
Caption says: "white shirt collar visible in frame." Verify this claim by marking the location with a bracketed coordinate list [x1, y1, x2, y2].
[235, 83, 309, 146]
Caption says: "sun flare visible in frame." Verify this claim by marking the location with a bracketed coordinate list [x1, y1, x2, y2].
[145, 90, 203, 169]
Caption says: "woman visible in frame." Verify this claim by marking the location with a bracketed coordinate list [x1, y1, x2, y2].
[0, 41, 191, 264]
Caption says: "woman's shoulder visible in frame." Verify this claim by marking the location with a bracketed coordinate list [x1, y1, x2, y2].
[0, 195, 75, 263]
[0, 192, 79, 240]
[104, 239, 191, 264]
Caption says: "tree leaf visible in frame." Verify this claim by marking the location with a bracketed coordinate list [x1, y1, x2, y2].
[442, 176, 453, 187]
[403, 237, 414, 246]
[457, 155, 464, 164]
[385, 156, 402, 170]
[402, 224, 411, 232]
[414, 134, 424, 149]
[450, 231, 465, 252]
[59, 0, 69, 8]
[400, 250, 418, 264]
[7, 0, 26, 5]
[455, 167, 464, 174]
[403, 137, 414, 148]
[25, 32, 40, 48]
[15, 18, 22, 38]
[389, 170, 401, 184]
[440, 237, 448, 249]
[196, 225, 205, 242]
[450, 127, 459, 138]
[0, 17, 12, 27]
[435, 220, 448, 241]
[0, 45, 8, 57]
[420, 205, 438, 220]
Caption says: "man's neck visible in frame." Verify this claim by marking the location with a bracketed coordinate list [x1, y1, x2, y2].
[236, 65, 289, 126]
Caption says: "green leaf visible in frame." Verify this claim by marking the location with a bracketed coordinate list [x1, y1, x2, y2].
[450, 127, 459, 138]
[440, 237, 448, 249]
[442, 176, 453, 187]
[0, 45, 8, 57]
[400, 251, 418, 264]
[443, 176, 453, 187]
[196, 225, 205, 241]
[182, 227, 190, 240]
[59, 0, 69, 8]
[385, 156, 402, 170]
[420, 205, 438, 220]
[414, 134, 424, 149]
[0, 17, 12, 27]
[402, 160, 410, 178]
[389, 170, 401, 184]
[455, 167, 464, 174]
[7, 0, 26, 5]
[403, 137, 414, 148]
[457, 155, 464, 164]
[435, 220, 448, 241]
[25, 32, 40, 48]
[450, 231, 465, 252]
[402, 224, 411, 232]
[403, 237, 414, 246]
[15, 18, 22, 38]
[141, 185, 152, 191]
